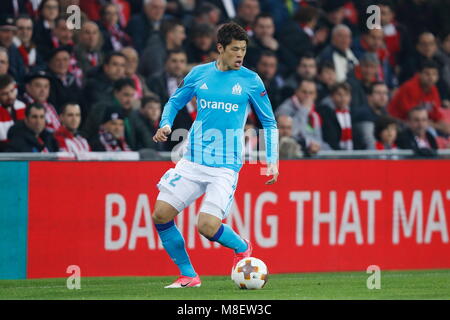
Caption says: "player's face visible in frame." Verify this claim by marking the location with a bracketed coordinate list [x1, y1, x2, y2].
[218, 39, 247, 70]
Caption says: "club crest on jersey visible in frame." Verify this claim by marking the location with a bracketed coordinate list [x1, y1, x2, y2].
[232, 83, 242, 95]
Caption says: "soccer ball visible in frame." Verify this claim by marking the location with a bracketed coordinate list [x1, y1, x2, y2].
[231, 257, 269, 289]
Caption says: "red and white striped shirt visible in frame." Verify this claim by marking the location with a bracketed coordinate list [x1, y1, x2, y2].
[54, 126, 90, 154]
[0, 100, 26, 143]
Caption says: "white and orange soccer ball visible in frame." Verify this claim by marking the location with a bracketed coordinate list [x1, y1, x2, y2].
[231, 257, 269, 289]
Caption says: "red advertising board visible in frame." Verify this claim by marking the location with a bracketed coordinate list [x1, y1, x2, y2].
[27, 160, 450, 278]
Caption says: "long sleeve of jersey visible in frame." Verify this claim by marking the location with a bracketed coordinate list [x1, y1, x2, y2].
[159, 69, 197, 128]
[249, 74, 279, 164]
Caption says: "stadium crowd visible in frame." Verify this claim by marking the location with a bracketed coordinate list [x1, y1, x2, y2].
[0, 0, 449, 158]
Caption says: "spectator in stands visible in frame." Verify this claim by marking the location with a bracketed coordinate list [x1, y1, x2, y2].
[82, 77, 150, 151]
[233, 0, 260, 36]
[83, 51, 127, 112]
[191, 2, 221, 29]
[37, 16, 73, 59]
[121, 46, 152, 108]
[54, 102, 90, 153]
[316, 61, 337, 103]
[254, 51, 283, 112]
[88, 106, 131, 152]
[245, 13, 296, 75]
[23, 70, 60, 132]
[276, 78, 326, 152]
[45, 46, 84, 115]
[13, 15, 42, 73]
[278, 5, 324, 67]
[388, 60, 450, 136]
[126, 0, 168, 54]
[74, 21, 104, 76]
[204, 0, 240, 23]
[277, 114, 303, 159]
[0, 0, 28, 18]
[146, 49, 194, 144]
[347, 53, 381, 114]
[0, 74, 26, 151]
[131, 95, 168, 151]
[400, 32, 450, 101]
[318, 24, 358, 82]
[97, 3, 132, 54]
[6, 102, 58, 152]
[374, 115, 398, 151]
[317, 82, 355, 150]
[0, 47, 9, 76]
[33, 0, 59, 55]
[353, 82, 390, 150]
[378, 0, 412, 70]
[0, 15, 26, 84]
[139, 19, 187, 78]
[396, 105, 438, 156]
[185, 23, 217, 70]
[353, 27, 397, 89]
[281, 53, 318, 103]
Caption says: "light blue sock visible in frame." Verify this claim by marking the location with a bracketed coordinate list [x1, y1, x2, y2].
[208, 224, 248, 253]
[155, 221, 196, 277]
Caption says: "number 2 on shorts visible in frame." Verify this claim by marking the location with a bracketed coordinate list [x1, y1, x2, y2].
[169, 173, 182, 187]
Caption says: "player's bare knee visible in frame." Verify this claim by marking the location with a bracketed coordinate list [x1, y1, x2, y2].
[197, 214, 221, 239]
[152, 207, 173, 224]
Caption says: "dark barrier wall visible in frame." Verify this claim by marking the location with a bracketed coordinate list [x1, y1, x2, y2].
[1, 160, 450, 279]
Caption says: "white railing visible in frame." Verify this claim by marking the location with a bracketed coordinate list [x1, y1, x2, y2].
[1, 149, 450, 161]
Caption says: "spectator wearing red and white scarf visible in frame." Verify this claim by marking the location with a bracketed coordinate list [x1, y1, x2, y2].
[89, 107, 131, 152]
[317, 82, 354, 150]
[54, 103, 90, 154]
[276, 78, 329, 151]
[0, 74, 25, 151]
[23, 71, 60, 132]
[13, 15, 42, 73]
[121, 46, 153, 108]
[374, 116, 398, 151]
[98, 2, 132, 54]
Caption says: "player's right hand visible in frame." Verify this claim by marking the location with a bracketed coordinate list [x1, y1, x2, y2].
[153, 125, 172, 142]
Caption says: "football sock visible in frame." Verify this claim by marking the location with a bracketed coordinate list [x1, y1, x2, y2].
[155, 220, 197, 278]
[208, 224, 248, 253]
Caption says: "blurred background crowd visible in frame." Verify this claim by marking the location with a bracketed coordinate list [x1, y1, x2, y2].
[0, 0, 449, 158]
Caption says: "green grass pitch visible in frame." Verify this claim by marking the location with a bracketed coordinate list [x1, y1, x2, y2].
[1, 269, 449, 300]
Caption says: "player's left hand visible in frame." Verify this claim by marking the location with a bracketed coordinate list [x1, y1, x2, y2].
[265, 162, 279, 185]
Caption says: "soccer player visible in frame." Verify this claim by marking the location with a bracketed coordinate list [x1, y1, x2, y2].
[152, 22, 279, 288]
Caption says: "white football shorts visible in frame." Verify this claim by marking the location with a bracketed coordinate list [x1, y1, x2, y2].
[156, 158, 239, 220]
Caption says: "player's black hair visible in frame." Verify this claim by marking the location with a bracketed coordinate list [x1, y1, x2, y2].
[368, 81, 387, 95]
[374, 116, 398, 142]
[59, 102, 80, 115]
[25, 102, 45, 118]
[113, 77, 136, 92]
[217, 22, 248, 49]
[0, 74, 15, 91]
